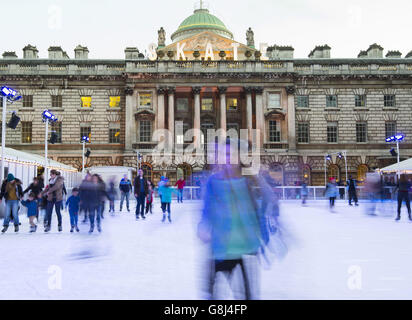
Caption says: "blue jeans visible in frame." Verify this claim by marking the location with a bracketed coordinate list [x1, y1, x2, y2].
[69, 211, 78, 226]
[3, 200, 19, 226]
[177, 189, 183, 203]
[46, 201, 62, 227]
[120, 192, 130, 210]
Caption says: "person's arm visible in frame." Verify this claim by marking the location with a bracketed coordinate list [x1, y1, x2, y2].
[46, 179, 63, 194]
[23, 184, 32, 194]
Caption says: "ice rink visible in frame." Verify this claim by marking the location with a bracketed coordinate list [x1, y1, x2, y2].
[1, 199, 411, 300]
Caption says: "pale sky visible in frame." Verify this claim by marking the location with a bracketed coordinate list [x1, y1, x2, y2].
[1, 0, 411, 60]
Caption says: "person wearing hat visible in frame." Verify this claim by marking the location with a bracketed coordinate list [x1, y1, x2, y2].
[1, 173, 24, 233]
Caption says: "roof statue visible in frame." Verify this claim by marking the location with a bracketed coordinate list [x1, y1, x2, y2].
[246, 27, 255, 48]
[158, 27, 166, 48]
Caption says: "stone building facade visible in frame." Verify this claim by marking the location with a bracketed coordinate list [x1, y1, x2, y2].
[0, 6, 411, 186]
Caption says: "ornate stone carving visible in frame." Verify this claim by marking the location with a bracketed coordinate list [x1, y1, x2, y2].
[124, 87, 134, 96]
[157, 87, 166, 95]
[192, 86, 202, 95]
[167, 51, 174, 60]
[217, 86, 227, 94]
[286, 86, 296, 95]
[254, 86, 264, 94]
[244, 87, 253, 94]
[167, 87, 176, 95]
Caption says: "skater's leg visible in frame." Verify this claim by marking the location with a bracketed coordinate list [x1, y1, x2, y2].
[125, 192, 130, 211]
[46, 201, 54, 228]
[140, 195, 146, 218]
[120, 192, 125, 211]
[55, 201, 63, 228]
[3, 201, 12, 227]
[406, 194, 411, 216]
[397, 194, 402, 218]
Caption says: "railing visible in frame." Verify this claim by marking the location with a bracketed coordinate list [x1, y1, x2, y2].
[158, 186, 399, 201]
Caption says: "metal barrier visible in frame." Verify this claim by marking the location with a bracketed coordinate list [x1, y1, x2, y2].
[160, 186, 398, 201]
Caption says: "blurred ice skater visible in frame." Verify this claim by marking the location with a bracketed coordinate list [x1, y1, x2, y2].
[325, 177, 338, 212]
[198, 138, 283, 300]
[395, 175, 412, 221]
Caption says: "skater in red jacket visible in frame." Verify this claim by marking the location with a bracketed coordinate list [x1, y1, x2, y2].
[175, 178, 185, 203]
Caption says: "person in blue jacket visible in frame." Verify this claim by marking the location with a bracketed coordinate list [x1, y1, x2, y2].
[119, 174, 132, 212]
[66, 188, 81, 232]
[325, 177, 338, 211]
[21, 192, 38, 233]
[158, 178, 176, 223]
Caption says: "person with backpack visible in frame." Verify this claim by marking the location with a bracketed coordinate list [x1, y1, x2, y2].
[1, 174, 24, 233]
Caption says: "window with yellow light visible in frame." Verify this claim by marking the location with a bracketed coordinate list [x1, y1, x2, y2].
[227, 98, 238, 111]
[109, 96, 120, 108]
[139, 93, 152, 108]
[81, 96, 92, 108]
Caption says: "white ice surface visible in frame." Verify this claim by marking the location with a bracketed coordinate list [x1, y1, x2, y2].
[1, 199, 411, 300]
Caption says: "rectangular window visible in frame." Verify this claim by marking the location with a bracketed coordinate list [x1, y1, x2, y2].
[326, 95, 337, 108]
[51, 122, 62, 143]
[109, 127, 121, 143]
[81, 96, 92, 108]
[297, 95, 309, 108]
[227, 98, 238, 111]
[356, 122, 367, 143]
[297, 122, 309, 143]
[109, 96, 121, 108]
[175, 122, 189, 144]
[268, 120, 281, 142]
[51, 95, 63, 108]
[355, 95, 366, 107]
[385, 121, 397, 139]
[327, 122, 338, 143]
[23, 95, 33, 108]
[80, 126, 91, 141]
[201, 123, 215, 145]
[139, 93, 152, 108]
[201, 98, 213, 111]
[139, 120, 152, 142]
[176, 98, 189, 112]
[21, 122, 32, 143]
[384, 95, 396, 107]
[268, 93, 281, 109]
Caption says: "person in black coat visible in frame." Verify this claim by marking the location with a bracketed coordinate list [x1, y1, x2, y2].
[134, 169, 148, 220]
[395, 175, 412, 221]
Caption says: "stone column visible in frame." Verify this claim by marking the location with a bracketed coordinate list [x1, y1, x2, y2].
[168, 87, 175, 148]
[254, 87, 264, 149]
[286, 86, 296, 151]
[218, 86, 227, 137]
[157, 87, 166, 130]
[192, 86, 201, 149]
[245, 87, 253, 142]
[125, 87, 135, 150]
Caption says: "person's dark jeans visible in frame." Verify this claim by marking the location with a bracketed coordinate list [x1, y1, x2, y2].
[89, 206, 101, 228]
[161, 202, 171, 214]
[46, 200, 62, 227]
[397, 193, 411, 216]
[329, 197, 336, 208]
[145, 202, 153, 214]
[136, 194, 146, 218]
[349, 190, 358, 205]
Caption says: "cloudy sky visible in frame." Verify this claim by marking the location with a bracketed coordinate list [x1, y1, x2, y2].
[2, 0, 411, 59]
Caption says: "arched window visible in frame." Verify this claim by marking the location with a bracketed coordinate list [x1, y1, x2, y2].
[268, 164, 284, 186]
[328, 164, 340, 182]
[357, 164, 368, 183]
[141, 163, 152, 182]
[177, 163, 193, 186]
[302, 165, 312, 185]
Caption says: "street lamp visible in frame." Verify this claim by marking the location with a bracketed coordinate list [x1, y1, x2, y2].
[137, 152, 143, 171]
[386, 134, 404, 177]
[324, 151, 348, 188]
[0, 86, 22, 182]
[42, 110, 58, 179]
[81, 135, 90, 175]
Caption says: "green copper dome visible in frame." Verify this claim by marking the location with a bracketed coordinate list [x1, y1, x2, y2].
[171, 9, 233, 42]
